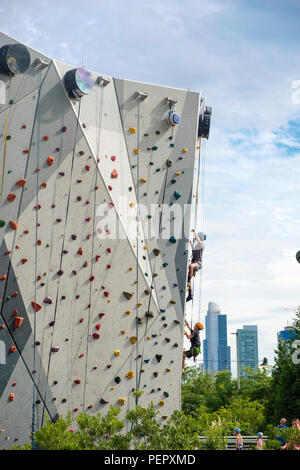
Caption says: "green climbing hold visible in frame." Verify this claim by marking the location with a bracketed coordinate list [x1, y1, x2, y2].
[163, 392, 169, 398]
[0, 220, 6, 228]
[169, 236, 176, 244]
[9, 99, 14, 105]
[162, 262, 168, 267]
[7, 170, 12, 174]
[170, 143, 174, 147]
[6, 135, 11, 140]
[174, 191, 181, 200]
[152, 146, 158, 151]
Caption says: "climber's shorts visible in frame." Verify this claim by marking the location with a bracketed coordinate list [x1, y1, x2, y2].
[185, 346, 200, 359]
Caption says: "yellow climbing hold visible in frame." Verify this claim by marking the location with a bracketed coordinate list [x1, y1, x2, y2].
[139, 177, 147, 183]
[165, 368, 171, 372]
[129, 202, 135, 208]
[118, 398, 127, 406]
[159, 400, 165, 406]
[129, 127, 136, 134]
[128, 266, 133, 271]
[125, 310, 131, 315]
[133, 148, 139, 155]
[175, 171, 182, 175]
[114, 349, 120, 356]
[130, 336, 137, 344]
[137, 301, 142, 307]
[125, 370, 135, 379]
[147, 335, 151, 340]
[121, 330, 126, 335]
[182, 147, 188, 153]
[111, 386, 115, 390]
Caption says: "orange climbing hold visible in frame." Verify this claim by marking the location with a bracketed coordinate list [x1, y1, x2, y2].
[10, 346, 16, 353]
[14, 316, 24, 329]
[31, 301, 42, 312]
[9, 393, 15, 401]
[47, 156, 54, 166]
[0, 274, 7, 281]
[10, 221, 18, 230]
[111, 168, 118, 179]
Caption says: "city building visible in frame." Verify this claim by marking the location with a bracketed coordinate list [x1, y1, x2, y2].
[277, 326, 296, 343]
[237, 325, 259, 377]
[203, 302, 231, 374]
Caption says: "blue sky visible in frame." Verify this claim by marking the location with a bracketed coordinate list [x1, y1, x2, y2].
[1, 0, 300, 374]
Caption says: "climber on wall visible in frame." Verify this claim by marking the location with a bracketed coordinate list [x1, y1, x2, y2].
[186, 229, 205, 302]
[182, 320, 204, 374]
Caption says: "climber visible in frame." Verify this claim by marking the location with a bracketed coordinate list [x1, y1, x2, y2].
[186, 229, 205, 302]
[182, 320, 204, 374]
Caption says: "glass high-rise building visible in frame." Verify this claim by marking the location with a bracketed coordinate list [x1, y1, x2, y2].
[237, 325, 259, 377]
[203, 302, 231, 374]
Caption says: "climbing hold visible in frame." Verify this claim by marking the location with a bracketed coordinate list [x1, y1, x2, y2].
[121, 330, 126, 335]
[133, 148, 139, 155]
[47, 156, 55, 166]
[43, 297, 53, 304]
[139, 177, 147, 183]
[114, 377, 121, 384]
[169, 236, 176, 244]
[10, 346, 16, 353]
[118, 398, 127, 406]
[156, 354, 162, 362]
[153, 248, 161, 256]
[164, 392, 169, 398]
[125, 310, 131, 315]
[130, 336, 137, 344]
[0, 220, 6, 228]
[77, 247, 83, 255]
[162, 262, 168, 267]
[125, 370, 134, 379]
[123, 291, 133, 300]
[175, 171, 182, 175]
[92, 333, 100, 339]
[174, 191, 181, 200]
[145, 311, 154, 318]
[159, 400, 165, 406]
[169, 299, 176, 304]
[14, 316, 24, 329]
[166, 158, 172, 167]
[129, 127, 136, 134]
[21, 259, 28, 265]
[51, 347, 60, 352]
[74, 379, 81, 384]
[7, 193, 16, 202]
[43, 136, 50, 141]
[114, 349, 120, 356]
[31, 301, 42, 312]
[9, 393, 15, 401]
[151, 146, 158, 151]
[10, 221, 18, 230]
[182, 148, 188, 153]
[0, 274, 7, 281]
[100, 398, 109, 404]
[111, 168, 118, 178]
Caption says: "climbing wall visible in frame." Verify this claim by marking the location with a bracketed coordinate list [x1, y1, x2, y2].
[0, 32, 201, 448]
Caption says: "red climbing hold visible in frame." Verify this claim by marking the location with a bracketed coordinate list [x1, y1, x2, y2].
[96, 255, 100, 261]
[111, 156, 116, 161]
[43, 136, 50, 141]
[41, 182, 47, 188]
[99, 313, 105, 319]
[107, 264, 111, 269]
[85, 165, 90, 171]
[47, 156, 54, 166]
[108, 185, 112, 191]
[21, 259, 28, 264]
[31, 301, 42, 312]
[16, 178, 26, 187]
[10, 346, 16, 353]
[74, 379, 81, 384]
[95, 324, 101, 330]
[23, 149, 29, 154]
[106, 248, 111, 253]
[90, 275, 95, 281]
[0, 275, 7, 281]
[77, 247, 83, 255]
[104, 291, 109, 297]
[7, 193, 16, 202]
[92, 333, 100, 339]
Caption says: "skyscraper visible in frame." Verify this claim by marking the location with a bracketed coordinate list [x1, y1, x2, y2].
[203, 302, 231, 374]
[237, 325, 259, 377]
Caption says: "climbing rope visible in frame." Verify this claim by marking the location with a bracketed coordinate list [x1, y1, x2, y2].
[0, 73, 12, 205]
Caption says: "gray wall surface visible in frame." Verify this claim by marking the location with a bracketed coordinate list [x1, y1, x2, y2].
[0, 32, 200, 448]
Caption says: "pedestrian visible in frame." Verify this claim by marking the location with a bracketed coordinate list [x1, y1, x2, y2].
[280, 418, 300, 450]
[234, 427, 243, 450]
[276, 417, 288, 446]
[257, 432, 263, 450]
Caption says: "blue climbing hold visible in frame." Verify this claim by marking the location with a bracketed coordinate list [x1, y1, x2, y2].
[174, 191, 181, 200]
[169, 236, 176, 244]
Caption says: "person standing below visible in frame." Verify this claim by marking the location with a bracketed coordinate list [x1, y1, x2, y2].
[257, 432, 264, 450]
[186, 230, 205, 302]
[276, 417, 288, 446]
[182, 320, 204, 374]
[234, 428, 243, 450]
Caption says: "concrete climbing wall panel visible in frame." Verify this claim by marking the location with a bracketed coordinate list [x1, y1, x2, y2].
[0, 32, 202, 447]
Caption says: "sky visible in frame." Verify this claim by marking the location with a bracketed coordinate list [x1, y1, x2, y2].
[0, 0, 300, 375]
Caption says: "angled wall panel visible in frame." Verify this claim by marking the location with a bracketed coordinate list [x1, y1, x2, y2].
[0, 33, 202, 448]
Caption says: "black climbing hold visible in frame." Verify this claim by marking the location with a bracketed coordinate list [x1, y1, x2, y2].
[114, 376, 121, 384]
[156, 354, 162, 363]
